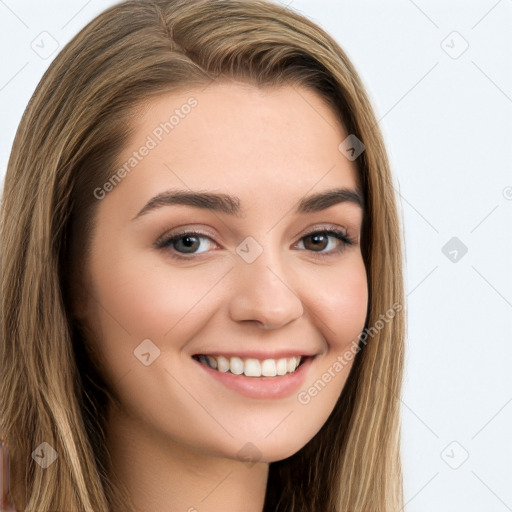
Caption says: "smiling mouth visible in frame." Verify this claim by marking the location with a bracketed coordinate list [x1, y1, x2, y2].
[192, 354, 307, 377]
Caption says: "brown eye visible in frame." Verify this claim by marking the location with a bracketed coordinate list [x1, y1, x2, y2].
[297, 229, 353, 256]
[302, 232, 330, 251]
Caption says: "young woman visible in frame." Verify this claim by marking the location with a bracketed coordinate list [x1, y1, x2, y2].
[0, 1, 405, 511]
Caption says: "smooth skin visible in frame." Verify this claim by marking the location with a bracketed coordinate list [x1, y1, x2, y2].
[81, 81, 368, 512]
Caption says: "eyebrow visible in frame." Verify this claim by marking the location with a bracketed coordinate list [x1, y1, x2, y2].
[132, 186, 363, 220]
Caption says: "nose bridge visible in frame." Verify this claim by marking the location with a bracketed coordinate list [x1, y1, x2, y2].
[228, 235, 304, 329]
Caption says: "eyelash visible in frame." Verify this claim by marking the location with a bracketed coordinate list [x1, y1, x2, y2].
[155, 226, 355, 261]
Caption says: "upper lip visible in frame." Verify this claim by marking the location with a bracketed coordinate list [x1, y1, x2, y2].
[192, 350, 317, 359]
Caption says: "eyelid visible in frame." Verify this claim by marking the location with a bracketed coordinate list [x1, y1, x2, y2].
[155, 222, 358, 259]
[154, 225, 218, 248]
[299, 223, 349, 238]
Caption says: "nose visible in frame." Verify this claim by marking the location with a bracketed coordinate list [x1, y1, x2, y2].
[228, 247, 304, 330]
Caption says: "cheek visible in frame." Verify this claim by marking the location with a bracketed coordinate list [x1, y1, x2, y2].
[84, 251, 234, 409]
[88, 251, 230, 341]
[305, 255, 368, 348]
[285, 256, 367, 448]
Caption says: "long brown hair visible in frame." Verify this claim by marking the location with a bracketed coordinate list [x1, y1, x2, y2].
[0, 1, 405, 510]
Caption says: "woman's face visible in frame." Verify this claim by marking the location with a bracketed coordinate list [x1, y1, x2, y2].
[83, 81, 368, 463]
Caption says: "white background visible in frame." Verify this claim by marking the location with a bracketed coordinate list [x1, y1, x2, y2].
[1, 1, 511, 510]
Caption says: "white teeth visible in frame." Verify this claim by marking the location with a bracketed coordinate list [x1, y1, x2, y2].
[244, 359, 261, 377]
[230, 357, 244, 375]
[261, 359, 277, 377]
[197, 354, 303, 377]
[217, 355, 230, 373]
[276, 358, 287, 375]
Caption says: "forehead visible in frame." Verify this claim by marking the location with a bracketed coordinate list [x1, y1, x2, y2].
[111, 81, 359, 212]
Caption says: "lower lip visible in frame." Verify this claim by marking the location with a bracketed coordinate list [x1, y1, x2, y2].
[194, 356, 314, 399]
